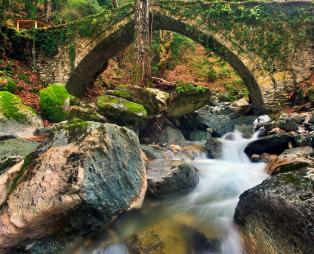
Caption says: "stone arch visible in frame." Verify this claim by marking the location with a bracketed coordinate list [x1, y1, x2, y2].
[66, 10, 265, 106]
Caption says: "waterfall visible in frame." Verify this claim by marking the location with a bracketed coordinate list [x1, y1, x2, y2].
[186, 130, 268, 253]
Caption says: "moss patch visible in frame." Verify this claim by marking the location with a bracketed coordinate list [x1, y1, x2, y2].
[39, 83, 72, 122]
[0, 91, 33, 123]
[97, 95, 148, 123]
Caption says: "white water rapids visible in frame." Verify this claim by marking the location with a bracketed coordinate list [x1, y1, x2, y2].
[71, 130, 269, 254]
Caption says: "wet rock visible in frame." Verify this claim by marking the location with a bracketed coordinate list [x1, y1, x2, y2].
[244, 134, 294, 156]
[0, 120, 147, 252]
[181, 105, 234, 137]
[97, 95, 148, 124]
[234, 167, 314, 254]
[147, 159, 199, 197]
[0, 91, 43, 137]
[129, 215, 193, 254]
[141, 145, 167, 160]
[253, 115, 271, 131]
[159, 127, 186, 145]
[167, 89, 212, 118]
[189, 130, 212, 141]
[205, 137, 222, 159]
[192, 231, 220, 254]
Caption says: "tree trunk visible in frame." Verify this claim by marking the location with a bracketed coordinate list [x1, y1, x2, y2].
[46, 0, 52, 22]
[133, 0, 151, 87]
[112, 0, 119, 8]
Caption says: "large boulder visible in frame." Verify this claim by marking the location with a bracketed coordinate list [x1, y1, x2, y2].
[0, 91, 43, 137]
[147, 159, 199, 197]
[107, 85, 169, 115]
[0, 120, 147, 252]
[96, 95, 148, 124]
[234, 167, 314, 254]
[244, 133, 295, 157]
[39, 83, 72, 123]
[167, 86, 211, 118]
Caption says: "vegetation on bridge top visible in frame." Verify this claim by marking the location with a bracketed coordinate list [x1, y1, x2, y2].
[28, 1, 314, 71]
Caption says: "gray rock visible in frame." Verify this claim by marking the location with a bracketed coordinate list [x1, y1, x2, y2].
[141, 145, 166, 160]
[278, 118, 299, 132]
[205, 137, 222, 159]
[0, 138, 39, 159]
[0, 120, 147, 253]
[159, 127, 186, 145]
[234, 167, 314, 254]
[147, 159, 199, 197]
[182, 105, 234, 137]
[190, 130, 212, 141]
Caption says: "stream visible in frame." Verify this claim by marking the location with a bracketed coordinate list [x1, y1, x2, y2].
[67, 131, 268, 254]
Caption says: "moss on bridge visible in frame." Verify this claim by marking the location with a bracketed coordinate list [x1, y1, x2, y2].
[33, 3, 134, 57]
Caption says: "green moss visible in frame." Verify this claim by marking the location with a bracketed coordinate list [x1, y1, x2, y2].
[39, 83, 72, 122]
[58, 118, 89, 142]
[97, 95, 148, 122]
[0, 77, 17, 93]
[0, 91, 29, 123]
[175, 82, 208, 94]
[110, 87, 132, 98]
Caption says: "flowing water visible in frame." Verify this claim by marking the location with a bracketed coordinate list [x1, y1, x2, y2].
[68, 131, 268, 254]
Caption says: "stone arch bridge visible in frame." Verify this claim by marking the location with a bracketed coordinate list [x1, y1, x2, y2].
[27, 1, 314, 107]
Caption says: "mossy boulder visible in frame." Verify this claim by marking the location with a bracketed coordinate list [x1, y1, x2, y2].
[0, 91, 42, 136]
[39, 83, 72, 122]
[96, 95, 148, 124]
[167, 87, 212, 118]
[107, 85, 169, 115]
